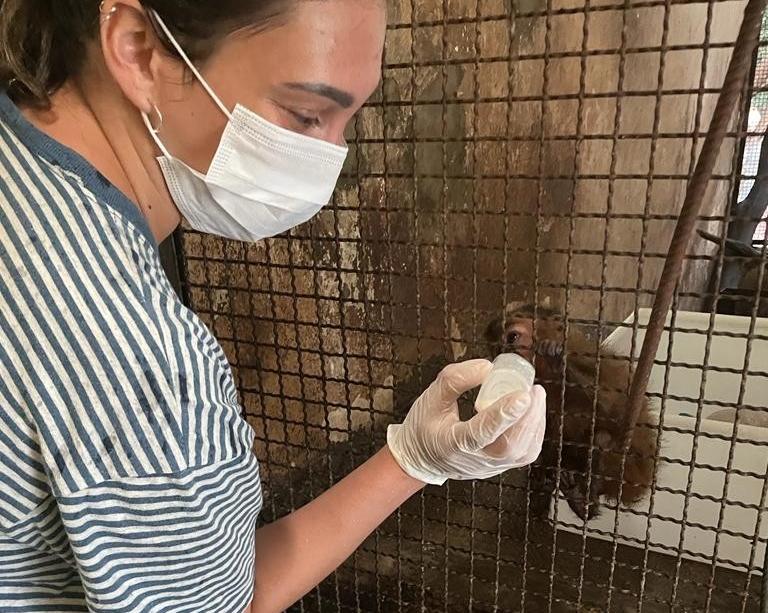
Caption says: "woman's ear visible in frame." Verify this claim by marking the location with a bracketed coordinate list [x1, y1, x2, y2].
[98, 0, 177, 114]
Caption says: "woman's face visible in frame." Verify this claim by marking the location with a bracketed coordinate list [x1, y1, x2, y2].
[152, 0, 386, 172]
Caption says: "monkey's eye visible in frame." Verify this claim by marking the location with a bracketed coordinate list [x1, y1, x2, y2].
[506, 331, 520, 344]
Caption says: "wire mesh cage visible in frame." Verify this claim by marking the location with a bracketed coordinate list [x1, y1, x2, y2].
[172, 0, 768, 610]
[740, 15, 768, 244]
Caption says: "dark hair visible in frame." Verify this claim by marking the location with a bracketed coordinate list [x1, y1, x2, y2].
[0, 0, 293, 108]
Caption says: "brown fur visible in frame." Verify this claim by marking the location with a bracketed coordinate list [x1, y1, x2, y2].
[485, 304, 659, 520]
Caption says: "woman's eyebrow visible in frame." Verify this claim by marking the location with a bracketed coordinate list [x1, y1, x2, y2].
[283, 82, 354, 108]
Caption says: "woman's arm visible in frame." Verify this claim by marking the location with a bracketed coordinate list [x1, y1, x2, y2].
[249, 446, 423, 613]
[249, 360, 546, 613]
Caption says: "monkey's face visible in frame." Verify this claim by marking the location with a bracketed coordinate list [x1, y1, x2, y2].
[504, 320, 535, 362]
[491, 315, 563, 382]
[484, 304, 566, 382]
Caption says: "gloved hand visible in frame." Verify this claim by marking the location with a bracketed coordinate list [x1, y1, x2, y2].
[387, 359, 546, 485]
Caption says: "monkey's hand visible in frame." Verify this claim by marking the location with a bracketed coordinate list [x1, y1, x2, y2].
[387, 359, 546, 485]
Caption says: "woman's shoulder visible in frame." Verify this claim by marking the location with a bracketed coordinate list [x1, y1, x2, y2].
[0, 95, 166, 306]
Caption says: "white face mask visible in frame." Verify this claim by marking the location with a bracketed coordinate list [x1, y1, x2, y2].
[143, 10, 348, 242]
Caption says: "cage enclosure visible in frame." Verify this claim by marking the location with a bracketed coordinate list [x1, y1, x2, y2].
[171, 0, 768, 610]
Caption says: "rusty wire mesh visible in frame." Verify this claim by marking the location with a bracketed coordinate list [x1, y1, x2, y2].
[171, 0, 768, 611]
[741, 17, 768, 244]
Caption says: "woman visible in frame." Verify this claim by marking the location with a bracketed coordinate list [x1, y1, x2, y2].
[0, 1, 546, 611]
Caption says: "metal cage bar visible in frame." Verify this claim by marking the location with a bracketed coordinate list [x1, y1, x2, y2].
[173, 1, 768, 611]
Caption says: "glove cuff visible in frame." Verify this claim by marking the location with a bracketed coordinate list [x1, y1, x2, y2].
[386, 424, 447, 486]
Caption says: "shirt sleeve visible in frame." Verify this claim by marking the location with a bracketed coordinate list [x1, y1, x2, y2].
[57, 454, 262, 613]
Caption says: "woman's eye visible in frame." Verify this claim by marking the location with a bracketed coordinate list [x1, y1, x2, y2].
[290, 110, 321, 128]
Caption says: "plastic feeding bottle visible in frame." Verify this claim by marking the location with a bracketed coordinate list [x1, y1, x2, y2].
[475, 353, 535, 411]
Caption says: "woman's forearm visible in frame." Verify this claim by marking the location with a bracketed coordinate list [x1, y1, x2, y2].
[249, 446, 425, 613]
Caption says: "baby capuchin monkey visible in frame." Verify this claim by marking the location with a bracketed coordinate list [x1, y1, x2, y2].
[485, 304, 659, 521]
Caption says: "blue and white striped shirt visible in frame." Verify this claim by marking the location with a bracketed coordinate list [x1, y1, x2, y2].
[0, 94, 263, 612]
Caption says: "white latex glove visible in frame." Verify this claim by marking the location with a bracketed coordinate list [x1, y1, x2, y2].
[387, 359, 546, 485]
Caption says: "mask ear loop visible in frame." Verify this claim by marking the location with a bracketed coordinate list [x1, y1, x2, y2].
[148, 9, 233, 121]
